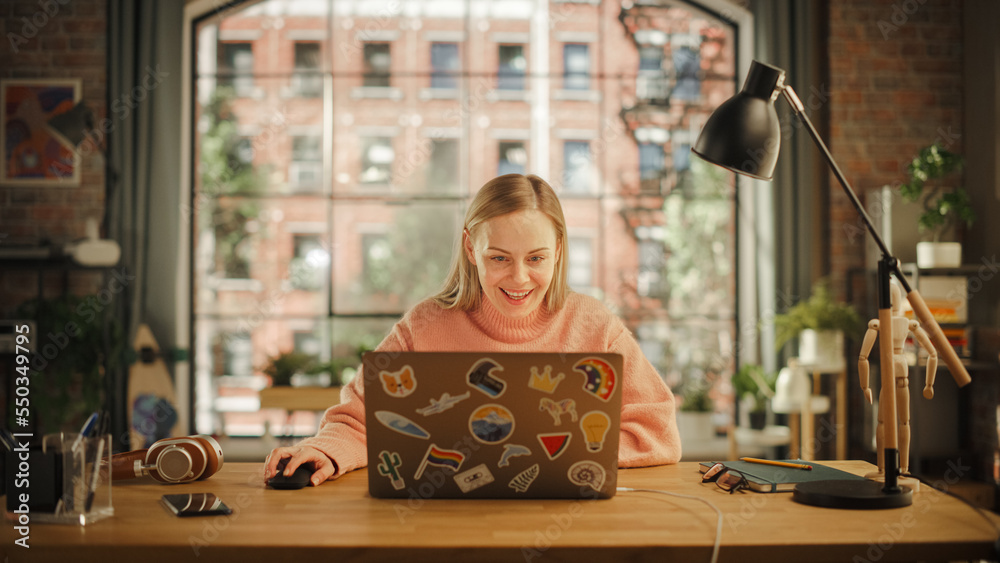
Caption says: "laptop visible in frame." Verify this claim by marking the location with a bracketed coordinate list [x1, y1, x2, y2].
[362, 351, 623, 499]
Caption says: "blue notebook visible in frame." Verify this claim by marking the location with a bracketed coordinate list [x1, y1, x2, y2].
[698, 460, 868, 493]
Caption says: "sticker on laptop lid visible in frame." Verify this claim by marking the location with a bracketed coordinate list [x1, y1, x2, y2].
[374, 411, 430, 439]
[379, 365, 417, 398]
[414, 443, 466, 479]
[574, 357, 617, 402]
[468, 404, 515, 444]
[529, 365, 565, 394]
[376, 450, 405, 490]
[509, 463, 540, 493]
[568, 460, 606, 492]
[466, 358, 507, 398]
[415, 391, 471, 416]
[498, 444, 532, 467]
[579, 410, 611, 453]
[537, 432, 572, 460]
[539, 397, 578, 425]
[454, 463, 495, 493]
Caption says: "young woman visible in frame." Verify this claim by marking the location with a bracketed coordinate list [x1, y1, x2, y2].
[264, 174, 681, 486]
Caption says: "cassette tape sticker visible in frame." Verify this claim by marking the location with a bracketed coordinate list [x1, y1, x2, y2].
[454, 463, 495, 493]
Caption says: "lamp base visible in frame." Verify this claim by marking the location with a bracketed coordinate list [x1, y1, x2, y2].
[792, 479, 913, 509]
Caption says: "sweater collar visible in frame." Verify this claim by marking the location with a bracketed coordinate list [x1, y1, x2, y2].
[469, 292, 554, 343]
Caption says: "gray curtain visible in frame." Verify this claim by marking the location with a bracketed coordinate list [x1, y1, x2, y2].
[751, 0, 829, 355]
[106, 0, 184, 451]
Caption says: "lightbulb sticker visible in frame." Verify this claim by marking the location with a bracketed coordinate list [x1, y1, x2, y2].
[579, 410, 611, 453]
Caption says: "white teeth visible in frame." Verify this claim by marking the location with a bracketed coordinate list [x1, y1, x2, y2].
[503, 289, 530, 300]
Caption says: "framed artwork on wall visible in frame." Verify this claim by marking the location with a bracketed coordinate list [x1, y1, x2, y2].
[1, 78, 82, 186]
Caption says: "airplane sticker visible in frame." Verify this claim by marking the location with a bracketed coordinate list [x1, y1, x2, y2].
[416, 391, 471, 416]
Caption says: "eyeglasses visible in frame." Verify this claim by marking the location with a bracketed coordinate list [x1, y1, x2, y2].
[702, 463, 750, 494]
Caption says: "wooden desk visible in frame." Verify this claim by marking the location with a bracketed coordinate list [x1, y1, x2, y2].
[4, 461, 997, 562]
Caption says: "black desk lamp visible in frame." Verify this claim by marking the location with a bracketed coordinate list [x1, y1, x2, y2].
[693, 60, 972, 509]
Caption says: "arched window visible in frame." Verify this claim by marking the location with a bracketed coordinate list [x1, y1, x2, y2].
[186, 0, 751, 437]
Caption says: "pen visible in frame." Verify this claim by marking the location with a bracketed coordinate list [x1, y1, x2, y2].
[739, 457, 813, 470]
[84, 412, 109, 513]
[72, 412, 100, 453]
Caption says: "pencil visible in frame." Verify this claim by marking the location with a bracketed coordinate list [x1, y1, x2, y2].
[739, 457, 812, 470]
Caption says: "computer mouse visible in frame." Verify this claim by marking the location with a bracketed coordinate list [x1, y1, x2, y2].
[268, 459, 313, 490]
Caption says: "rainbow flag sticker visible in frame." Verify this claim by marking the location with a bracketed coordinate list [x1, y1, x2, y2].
[414, 444, 466, 479]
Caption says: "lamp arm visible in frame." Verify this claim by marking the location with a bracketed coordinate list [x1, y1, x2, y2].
[779, 85, 972, 389]
[779, 86, 892, 260]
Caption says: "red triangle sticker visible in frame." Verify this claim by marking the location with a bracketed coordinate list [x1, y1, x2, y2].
[537, 433, 572, 460]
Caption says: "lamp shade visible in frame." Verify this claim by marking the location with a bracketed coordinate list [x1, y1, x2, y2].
[692, 61, 786, 180]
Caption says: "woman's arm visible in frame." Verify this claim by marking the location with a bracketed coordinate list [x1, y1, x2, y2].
[612, 327, 683, 467]
[264, 320, 413, 483]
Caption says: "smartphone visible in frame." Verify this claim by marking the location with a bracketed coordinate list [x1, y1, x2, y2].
[160, 493, 233, 517]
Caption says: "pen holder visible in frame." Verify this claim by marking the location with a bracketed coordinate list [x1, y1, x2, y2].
[5, 433, 114, 525]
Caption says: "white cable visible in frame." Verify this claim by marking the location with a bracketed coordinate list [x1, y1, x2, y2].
[617, 486, 722, 563]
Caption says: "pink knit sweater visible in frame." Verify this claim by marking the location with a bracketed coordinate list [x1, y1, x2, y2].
[297, 292, 682, 479]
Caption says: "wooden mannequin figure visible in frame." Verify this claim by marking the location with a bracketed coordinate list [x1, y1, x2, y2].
[858, 278, 938, 476]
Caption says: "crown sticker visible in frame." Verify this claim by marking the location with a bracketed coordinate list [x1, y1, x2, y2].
[529, 365, 565, 394]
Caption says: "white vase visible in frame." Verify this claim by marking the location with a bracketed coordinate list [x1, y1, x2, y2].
[798, 329, 845, 372]
[677, 411, 715, 446]
[916, 241, 962, 268]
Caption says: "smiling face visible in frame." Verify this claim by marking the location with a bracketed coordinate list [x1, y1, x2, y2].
[464, 208, 560, 320]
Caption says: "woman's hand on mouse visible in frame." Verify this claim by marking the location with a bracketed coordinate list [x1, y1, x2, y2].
[264, 445, 336, 486]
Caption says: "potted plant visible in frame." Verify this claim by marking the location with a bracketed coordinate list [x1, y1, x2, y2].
[732, 364, 776, 430]
[896, 143, 975, 268]
[773, 279, 863, 371]
[676, 380, 715, 445]
[260, 351, 320, 387]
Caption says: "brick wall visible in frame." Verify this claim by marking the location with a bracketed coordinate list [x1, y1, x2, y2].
[826, 0, 964, 296]
[0, 0, 108, 313]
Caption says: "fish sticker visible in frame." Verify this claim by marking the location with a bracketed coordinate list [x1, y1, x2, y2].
[415, 391, 471, 416]
[573, 357, 617, 402]
[376, 450, 405, 490]
[374, 411, 430, 439]
[498, 444, 532, 467]
[466, 358, 507, 398]
[454, 463, 495, 493]
[468, 404, 515, 444]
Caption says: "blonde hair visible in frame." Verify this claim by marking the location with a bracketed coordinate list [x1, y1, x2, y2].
[432, 174, 570, 311]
